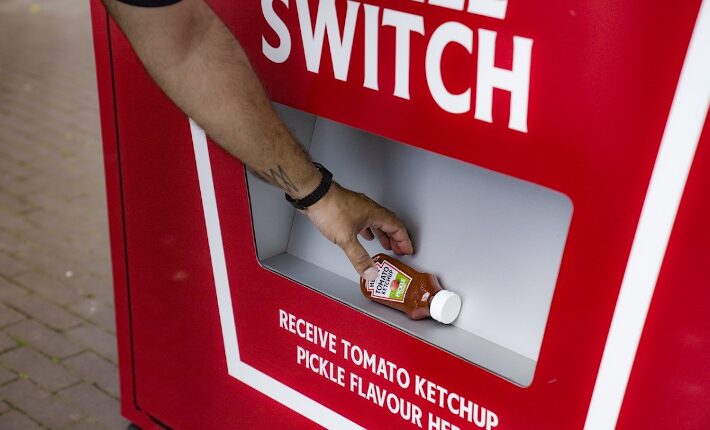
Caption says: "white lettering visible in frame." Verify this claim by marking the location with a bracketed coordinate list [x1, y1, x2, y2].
[296, 0, 360, 81]
[278, 309, 288, 329]
[279, 310, 337, 353]
[396, 367, 410, 389]
[474, 29, 533, 132]
[429, 0, 465, 12]
[447, 392, 460, 415]
[349, 372, 361, 392]
[415, 374, 426, 397]
[296, 344, 307, 363]
[297, 346, 345, 387]
[363, 4, 380, 90]
[382, 9, 424, 99]
[467, 0, 508, 20]
[428, 413, 460, 430]
[264, 1, 533, 133]
[473, 403, 487, 428]
[261, 0, 291, 63]
[487, 411, 499, 430]
[426, 22, 472, 113]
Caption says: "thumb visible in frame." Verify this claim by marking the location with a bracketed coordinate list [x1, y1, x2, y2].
[341, 237, 378, 281]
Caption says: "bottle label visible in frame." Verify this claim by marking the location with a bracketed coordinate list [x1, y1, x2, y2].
[368, 261, 412, 302]
[365, 262, 382, 293]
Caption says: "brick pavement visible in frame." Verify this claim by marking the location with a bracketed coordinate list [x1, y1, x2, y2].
[0, 0, 129, 428]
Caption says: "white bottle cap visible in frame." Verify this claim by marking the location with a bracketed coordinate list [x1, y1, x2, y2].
[429, 290, 462, 324]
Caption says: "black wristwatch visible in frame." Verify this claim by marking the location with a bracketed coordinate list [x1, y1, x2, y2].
[285, 163, 333, 210]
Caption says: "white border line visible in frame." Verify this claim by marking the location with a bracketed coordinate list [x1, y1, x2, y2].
[189, 120, 364, 430]
[584, 2, 710, 429]
[190, 120, 240, 372]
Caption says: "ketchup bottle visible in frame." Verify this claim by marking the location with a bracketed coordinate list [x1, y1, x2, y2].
[360, 254, 462, 324]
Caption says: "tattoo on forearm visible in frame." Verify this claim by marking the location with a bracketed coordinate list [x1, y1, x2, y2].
[254, 164, 299, 194]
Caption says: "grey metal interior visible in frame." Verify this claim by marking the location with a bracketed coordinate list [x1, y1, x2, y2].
[246, 104, 573, 386]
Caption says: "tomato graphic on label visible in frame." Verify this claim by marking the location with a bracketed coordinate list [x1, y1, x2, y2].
[390, 279, 399, 291]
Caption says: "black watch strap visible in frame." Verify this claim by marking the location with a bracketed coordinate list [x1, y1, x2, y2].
[285, 163, 333, 210]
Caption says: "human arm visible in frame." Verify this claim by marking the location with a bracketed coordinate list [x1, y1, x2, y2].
[102, 0, 414, 279]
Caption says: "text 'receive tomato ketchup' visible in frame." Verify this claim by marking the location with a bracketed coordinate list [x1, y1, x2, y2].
[360, 254, 462, 324]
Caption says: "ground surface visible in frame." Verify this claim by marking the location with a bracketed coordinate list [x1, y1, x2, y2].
[0, 0, 128, 428]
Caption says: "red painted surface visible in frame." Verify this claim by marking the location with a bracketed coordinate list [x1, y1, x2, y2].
[90, 0, 709, 428]
[617, 118, 710, 429]
[88, 4, 152, 429]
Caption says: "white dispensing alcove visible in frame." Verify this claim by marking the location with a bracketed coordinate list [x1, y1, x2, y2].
[246, 104, 573, 386]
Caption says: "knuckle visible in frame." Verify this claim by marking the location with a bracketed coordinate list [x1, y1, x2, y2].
[355, 253, 371, 266]
[336, 235, 356, 249]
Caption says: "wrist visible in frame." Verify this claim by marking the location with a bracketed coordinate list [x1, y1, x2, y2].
[285, 163, 334, 210]
[306, 181, 339, 211]
[288, 163, 321, 199]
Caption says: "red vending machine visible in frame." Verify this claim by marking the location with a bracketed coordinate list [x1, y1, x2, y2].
[90, 0, 710, 428]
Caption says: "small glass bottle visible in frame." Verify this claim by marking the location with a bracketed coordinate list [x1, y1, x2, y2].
[360, 254, 461, 324]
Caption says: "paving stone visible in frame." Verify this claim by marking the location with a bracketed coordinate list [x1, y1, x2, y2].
[6, 295, 82, 330]
[0, 410, 43, 430]
[14, 247, 80, 283]
[68, 298, 116, 333]
[0, 365, 17, 385]
[0, 154, 31, 179]
[15, 235, 80, 269]
[62, 417, 111, 430]
[62, 274, 113, 302]
[0, 0, 124, 427]
[0, 213, 35, 240]
[0, 303, 25, 327]
[0, 253, 27, 277]
[63, 351, 119, 398]
[0, 347, 80, 392]
[65, 325, 117, 364]
[0, 230, 20, 254]
[0, 331, 17, 353]
[24, 195, 86, 224]
[0, 276, 29, 301]
[59, 383, 127, 430]
[0, 193, 31, 215]
[12, 271, 84, 305]
[0, 380, 82, 428]
[0, 237, 31, 262]
[5, 319, 83, 358]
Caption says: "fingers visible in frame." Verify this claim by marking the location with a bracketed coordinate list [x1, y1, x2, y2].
[391, 239, 404, 256]
[359, 228, 375, 241]
[378, 222, 414, 254]
[370, 209, 415, 255]
[341, 237, 378, 281]
[371, 227, 391, 250]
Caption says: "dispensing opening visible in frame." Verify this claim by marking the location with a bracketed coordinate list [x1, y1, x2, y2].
[246, 104, 573, 386]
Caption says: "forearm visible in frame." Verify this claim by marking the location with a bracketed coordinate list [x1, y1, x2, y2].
[103, 0, 414, 279]
[104, 0, 320, 197]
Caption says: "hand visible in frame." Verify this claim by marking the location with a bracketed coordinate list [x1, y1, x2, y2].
[303, 182, 414, 281]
